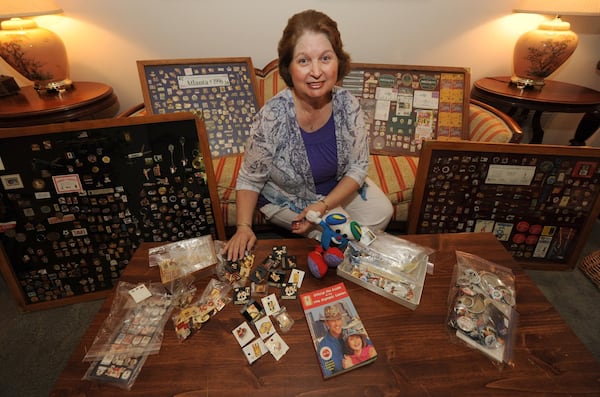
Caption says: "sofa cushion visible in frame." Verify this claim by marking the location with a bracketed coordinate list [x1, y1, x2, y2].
[212, 155, 266, 227]
[368, 154, 418, 223]
[213, 153, 418, 227]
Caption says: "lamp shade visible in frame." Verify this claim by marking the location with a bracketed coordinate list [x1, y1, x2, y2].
[0, 0, 63, 18]
[0, 0, 71, 93]
[514, 0, 600, 16]
[510, 0, 599, 88]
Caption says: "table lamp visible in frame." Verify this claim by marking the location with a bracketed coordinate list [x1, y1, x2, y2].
[0, 0, 71, 93]
[512, 0, 600, 88]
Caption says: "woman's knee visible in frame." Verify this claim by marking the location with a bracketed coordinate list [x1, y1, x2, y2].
[369, 201, 393, 231]
[349, 199, 392, 232]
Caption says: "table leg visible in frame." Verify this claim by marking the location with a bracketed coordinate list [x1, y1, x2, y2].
[506, 106, 528, 123]
[506, 107, 543, 144]
[569, 111, 600, 146]
[530, 111, 544, 144]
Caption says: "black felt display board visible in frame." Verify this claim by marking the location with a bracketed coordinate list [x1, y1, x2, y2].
[408, 140, 600, 270]
[0, 113, 225, 310]
[137, 57, 261, 159]
[342, 63, 470, 157]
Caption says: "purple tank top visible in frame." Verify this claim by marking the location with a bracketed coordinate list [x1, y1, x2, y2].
[301, 114, 338, 195]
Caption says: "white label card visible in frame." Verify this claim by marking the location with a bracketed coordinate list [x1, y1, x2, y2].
[177, 74, 230, 89]
[128, 284, 152, 303]
[485, 165, 535, 186]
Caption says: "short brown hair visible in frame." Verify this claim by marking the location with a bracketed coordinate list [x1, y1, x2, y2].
[277, 9, 351, 88]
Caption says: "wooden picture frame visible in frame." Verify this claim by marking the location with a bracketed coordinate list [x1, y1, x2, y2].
[0, 113, 225, 310]
[408, 140, 600, 270]
[343, 63, 470, 156]
[137, 57, 261, 158]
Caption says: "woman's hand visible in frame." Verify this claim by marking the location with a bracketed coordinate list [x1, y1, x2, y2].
[222, 226, 257, 261]
[224, 190, 260, 261]
[292, 200, 327, 235]
[291, 217, 312, 235]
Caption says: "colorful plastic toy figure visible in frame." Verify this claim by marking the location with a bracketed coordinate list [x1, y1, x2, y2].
[305, 210, 362, 278]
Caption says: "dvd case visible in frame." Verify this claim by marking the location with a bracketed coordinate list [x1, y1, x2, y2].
[300, 282, 377, 379]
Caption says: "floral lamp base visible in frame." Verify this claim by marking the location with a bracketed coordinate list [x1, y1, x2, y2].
[511, 17, 578, 88]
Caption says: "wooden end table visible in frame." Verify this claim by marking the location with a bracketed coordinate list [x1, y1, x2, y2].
[0, 82, 119, 128]
[471, 76, 600, 145]
[50, 234, 600, 396]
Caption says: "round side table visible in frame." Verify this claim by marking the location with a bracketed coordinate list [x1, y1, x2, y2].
[0, 81, 119, 128]
[471, 76, 600, 145]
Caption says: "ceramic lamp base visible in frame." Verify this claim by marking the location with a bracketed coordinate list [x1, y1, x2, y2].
[512, 16, 578, 89]
[0, 18, 71, 94]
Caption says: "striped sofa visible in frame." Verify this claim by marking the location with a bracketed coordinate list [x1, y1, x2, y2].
[122, 60, 522, 232]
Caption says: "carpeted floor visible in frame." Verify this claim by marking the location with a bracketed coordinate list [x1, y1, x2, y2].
[1, 219, 599, 397]
[525, 219, 600, 364]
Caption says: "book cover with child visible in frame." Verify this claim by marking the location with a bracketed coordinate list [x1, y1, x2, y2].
[300, 282, 377, 379]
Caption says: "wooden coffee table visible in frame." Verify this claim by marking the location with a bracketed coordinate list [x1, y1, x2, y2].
[50, 233, 600, 396]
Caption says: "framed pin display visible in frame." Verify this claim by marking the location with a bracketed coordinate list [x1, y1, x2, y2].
[137, 57, 261, 159]
[408, 140, 600, 270]
[342, 63, 470, 157]
[0, 113, 225, 311]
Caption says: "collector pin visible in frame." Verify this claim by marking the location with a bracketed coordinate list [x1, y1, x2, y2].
[191, 150, 204, 170]
[31, 179, 46, 190]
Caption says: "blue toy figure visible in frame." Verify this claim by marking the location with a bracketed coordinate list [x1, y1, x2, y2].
[305, 210, 363, 278]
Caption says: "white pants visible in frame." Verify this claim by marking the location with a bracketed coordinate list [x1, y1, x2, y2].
[259, 177, 393, 240]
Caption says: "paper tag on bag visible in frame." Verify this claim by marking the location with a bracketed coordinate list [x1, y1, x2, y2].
[128, 284, 152, 303]
[360, 226, 376, 246]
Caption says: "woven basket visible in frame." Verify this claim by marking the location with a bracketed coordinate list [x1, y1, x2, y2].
[579, 250, 600, 288]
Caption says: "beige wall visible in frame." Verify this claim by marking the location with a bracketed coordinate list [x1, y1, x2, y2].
[9, 0, 600, 146]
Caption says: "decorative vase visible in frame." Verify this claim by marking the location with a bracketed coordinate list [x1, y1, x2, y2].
[0, 18, 71, 92]
[511, 17, 578, 88]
